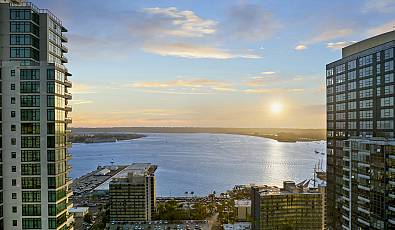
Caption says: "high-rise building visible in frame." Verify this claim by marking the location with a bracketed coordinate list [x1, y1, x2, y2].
[326, 31, 395, 229]
[109, 163, 157, 222]
[342, 138, 395, 229]
[251, 181, 324, 230]
[0, 0, 73, 229]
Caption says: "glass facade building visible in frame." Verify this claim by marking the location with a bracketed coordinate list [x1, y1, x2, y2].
[251, 181, 325, 230]
[326, 31, 395, 229]
[0, 1, 73, 229]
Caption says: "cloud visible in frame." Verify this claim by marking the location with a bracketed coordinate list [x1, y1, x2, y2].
[294, 44, 307, 51]
[221, 4, 281, 41]
[366, 19, 395, 37]
[307, 28, 353, 44]
[129, 78, 236, 94]
[243, 88, 305, 94]
[70, 83, 97, 94]
[296, 28, 353, 51]
[139, 7, 217, 38]
[143, 42, 262, 59]
[362, 0, 395, 13]
[261, 71, 275, 75]
[326, 41, 356, 50]
[71, 99, 93, 105]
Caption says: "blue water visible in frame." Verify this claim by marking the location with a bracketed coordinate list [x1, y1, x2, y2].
[69, 133, 326, 196]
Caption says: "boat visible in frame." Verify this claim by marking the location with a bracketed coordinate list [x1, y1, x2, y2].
[321, 152, 325, 155]
[314, 150, 319, 154]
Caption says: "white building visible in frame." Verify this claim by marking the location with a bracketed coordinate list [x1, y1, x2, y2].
[0, 0, 73, 229]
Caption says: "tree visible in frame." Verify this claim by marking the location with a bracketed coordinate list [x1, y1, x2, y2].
[84, 212, 92, 224]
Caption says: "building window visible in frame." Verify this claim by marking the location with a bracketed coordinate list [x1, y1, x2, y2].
[348, 60, 356, 70]
[359, 55, 373, 66]
[381, 109, 394, 118]
[11, 138, 16, 145]
[381, 97, 394, 107]
[12, 179, 16, 186]
[359, 66, 373, 78]
[12, 206, 17, 213]
[11, 70, 15, 76]
[12, 193, 17, 199]
[360, 110, 373, 119]
[20, 95, 40, 107]
[11, 152, 16, 158]
[22, 218, 42, 229]
[20, 82, 40, 93]
[11, 84, 15, 90]
[377, 120, 394, 129]
[384, 61, 394, 72]
[348, 71, 356, 80]
[384, 73, 394, 83]
[20, 69, 40, 80]
[359, 99, 373, 109]
[22, 191, 41, 202]
[11, 124, 16, 131]
[385, 48, 394, 60]
[21, 123, 40, 135]
[21, 150, 40, 162]
[21, 136, 40, 148]
[336, 64, 345, 74]
[13, 220, 17, 226]
[12, 166, 16, 172]
[21, 109, 40, 121]
[11, 97, 15, 104]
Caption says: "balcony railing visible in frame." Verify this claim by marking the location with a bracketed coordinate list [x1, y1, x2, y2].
[65, 104, 72, 112]
[65, 92, 72, 100]
[64, 79, 72, 87]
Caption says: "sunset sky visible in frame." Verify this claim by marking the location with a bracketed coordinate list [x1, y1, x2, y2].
[32, 0, 395, 128]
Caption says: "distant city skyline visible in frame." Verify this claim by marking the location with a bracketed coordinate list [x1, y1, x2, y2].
[32, 0, 395, 128]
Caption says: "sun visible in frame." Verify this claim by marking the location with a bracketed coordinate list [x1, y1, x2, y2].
[270, 103, 283, 113]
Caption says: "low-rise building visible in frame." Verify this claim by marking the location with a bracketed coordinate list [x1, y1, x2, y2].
[251, 181, 324, 230]
[69, 207, 90, 218]
[235, 200, 251, 221]
[224, 222, 251, 230]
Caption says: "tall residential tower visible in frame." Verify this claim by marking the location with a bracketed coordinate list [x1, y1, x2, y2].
[326, 31, 395, 229]
[0, 0, 73, 229]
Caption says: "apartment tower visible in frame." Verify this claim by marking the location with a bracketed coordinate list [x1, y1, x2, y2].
[326, 31, 395, 229]
[0, 0, 73, 229]
[251, 181, 324, 230]
[109, 163, 157, 222]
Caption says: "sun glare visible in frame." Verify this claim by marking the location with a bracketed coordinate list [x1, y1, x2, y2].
[270, 103, 283, 113]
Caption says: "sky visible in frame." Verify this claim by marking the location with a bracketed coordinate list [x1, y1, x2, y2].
[31, 0, 395, 128]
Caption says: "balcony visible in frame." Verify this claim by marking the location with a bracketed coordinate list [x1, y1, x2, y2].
[65, 92, 72, 100]
[61, 34, 68, 42]
[65, 104, 72, 112]
[389, 205, 395, 212]
[66, 141, 72, 148]
[61, 45, 68, 53]
[357, 185, 370, 191]
[357, 218, 370, 227]
[65, 117, 72, 124]
[61, 56, 68, 63]
[64, 79, 72, 87]
[66, 166, 72, 174]
[61, 25, 68, 32]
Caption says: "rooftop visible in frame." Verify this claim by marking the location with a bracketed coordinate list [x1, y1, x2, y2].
[342, 30, 395, 57]
[95, 163, 157, 191]
[235, 200, 251, 207]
